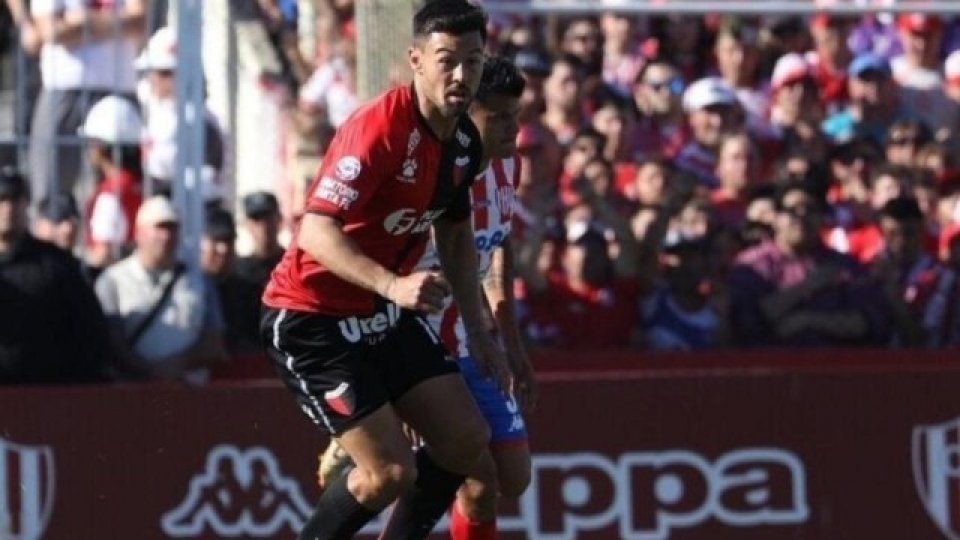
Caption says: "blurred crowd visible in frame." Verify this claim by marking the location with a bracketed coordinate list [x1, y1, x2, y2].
[4, 0, 960, 385]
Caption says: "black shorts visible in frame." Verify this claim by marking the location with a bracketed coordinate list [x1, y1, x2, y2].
[261, 304, 459, 436]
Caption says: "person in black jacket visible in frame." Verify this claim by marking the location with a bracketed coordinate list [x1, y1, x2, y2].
[0, 167, 116, 384]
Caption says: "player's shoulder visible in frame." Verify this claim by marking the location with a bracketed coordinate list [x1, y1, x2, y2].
[340, 85, 414, 137]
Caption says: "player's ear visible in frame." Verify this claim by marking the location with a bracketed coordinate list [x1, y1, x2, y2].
[408, 46, 423, 75]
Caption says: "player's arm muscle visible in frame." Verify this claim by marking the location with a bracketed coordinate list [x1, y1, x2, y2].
[433, 216, 487, 334]
[298, 213, 396, 297]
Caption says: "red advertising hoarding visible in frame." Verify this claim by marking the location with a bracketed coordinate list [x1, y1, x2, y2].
[2, 350, 959, 539]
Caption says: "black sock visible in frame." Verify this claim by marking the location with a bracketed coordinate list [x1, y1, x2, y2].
[298, 472, 380, 540]
[379, 448, 465, 540]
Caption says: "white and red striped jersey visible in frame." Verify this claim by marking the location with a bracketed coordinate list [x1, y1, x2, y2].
[416, 155, 521, 358]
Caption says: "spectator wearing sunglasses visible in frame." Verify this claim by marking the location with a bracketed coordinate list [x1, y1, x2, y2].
[629, 58, 688, 161]
[884, 118, 931, 167]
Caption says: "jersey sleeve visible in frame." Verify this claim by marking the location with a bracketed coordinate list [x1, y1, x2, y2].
[440, 119, 485, 223]
[305, 111, 395, 221]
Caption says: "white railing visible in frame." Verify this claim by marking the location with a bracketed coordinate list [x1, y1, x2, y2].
[482, 0, 960, 15]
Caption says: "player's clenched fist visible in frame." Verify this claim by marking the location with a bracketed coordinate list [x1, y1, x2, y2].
[381, 271, 452, 313]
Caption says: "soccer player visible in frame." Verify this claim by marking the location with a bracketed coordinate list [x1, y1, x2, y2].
[319, 56, 536, 540]
[423, 55, 535, 540]
[259, 2, 509, 539]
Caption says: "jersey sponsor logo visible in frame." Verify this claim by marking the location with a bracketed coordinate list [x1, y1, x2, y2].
[407, 129, 421, 156]
[455, 155, 471, 168]
[397, 158, 418, 184]
[324, 382, 355, 415]
[334, 156, 362, 182]
[161, 445, 312, 538]
[495, 448, 808, 539]
[496, 185, 516, 221]
[913, 416, 960, 539]
[474, 230, 507, 252]
[0, 437, 55, 540]
[314, 177, 360, 210]
[456, 129, 471, 147]
[383, 208, 446, 236]
[338, 303, 402, 344]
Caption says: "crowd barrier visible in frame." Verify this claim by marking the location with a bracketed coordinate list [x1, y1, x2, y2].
[2, 349, 960, 539]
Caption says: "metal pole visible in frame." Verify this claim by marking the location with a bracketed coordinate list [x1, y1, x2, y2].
[174, 0, 205, 271]
[481, 0, 960, 15]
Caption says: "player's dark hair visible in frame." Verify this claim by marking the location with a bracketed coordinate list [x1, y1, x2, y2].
[413, 0, 487, 43]
[474, 56, 526, 103]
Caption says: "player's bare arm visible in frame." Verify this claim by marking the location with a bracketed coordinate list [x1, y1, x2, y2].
[433, 216, 511, 389]
[298, 213, 450, 313]
[484, 239, 537, 410]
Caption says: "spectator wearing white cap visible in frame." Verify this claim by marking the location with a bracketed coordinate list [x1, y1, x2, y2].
[27, 0, 145, 206]
[675, 77, 742, 187]
[94, 196, 226, 384]
[136, 27, 228, 205]
[942, 51, 960, 126]
[79, 95, 144, 275]
[891, 14, 956, 132]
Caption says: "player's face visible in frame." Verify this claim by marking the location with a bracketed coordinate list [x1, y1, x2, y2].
[470, 94, 520, 159]
[410, 31, 485, 117]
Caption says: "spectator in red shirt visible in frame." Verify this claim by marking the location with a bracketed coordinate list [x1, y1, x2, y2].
[807, 15, 854, 111]
[518, 181, 640, 349]
[79, 96, 145, 276]
[630, 58, 689, 161]
[873, 197, 960, 347]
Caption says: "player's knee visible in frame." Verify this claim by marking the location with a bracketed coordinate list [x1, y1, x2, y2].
[364, 461, 417, 501]
[458, 422, 492, 465]
[498, 466, 531, 498]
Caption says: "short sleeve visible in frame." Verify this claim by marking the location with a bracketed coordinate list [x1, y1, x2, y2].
[89, 193, 129, 245]
[305, 112, 393, 222]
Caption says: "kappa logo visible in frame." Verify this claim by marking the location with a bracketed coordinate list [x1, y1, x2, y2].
[496, 448, 808, 540]
[0, 438, 55, 540]
[161, 445, 312, 538]
[455, 155, 471, 168]
[914, 417, 960, 539]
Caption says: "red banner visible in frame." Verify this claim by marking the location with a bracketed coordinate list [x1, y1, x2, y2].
[2, 350, 960, 539]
